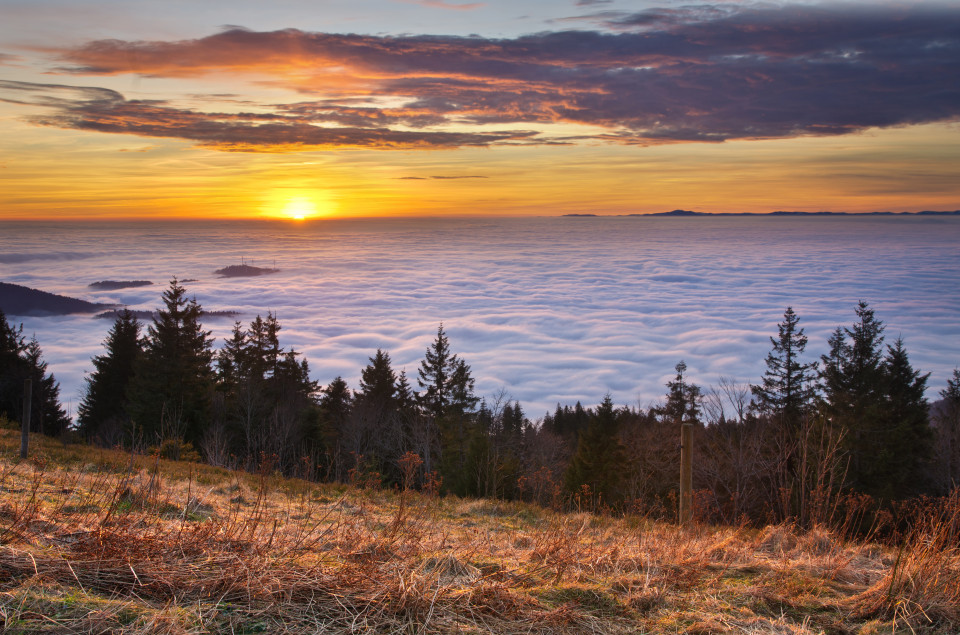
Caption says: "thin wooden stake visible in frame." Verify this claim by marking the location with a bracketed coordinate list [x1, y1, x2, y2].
[679, 423, 693, 525]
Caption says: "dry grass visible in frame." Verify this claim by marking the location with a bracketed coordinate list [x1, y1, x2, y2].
[0, 430, 957, 634]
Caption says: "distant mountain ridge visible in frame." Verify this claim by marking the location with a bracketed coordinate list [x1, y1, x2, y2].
[564, 210, 960, 217]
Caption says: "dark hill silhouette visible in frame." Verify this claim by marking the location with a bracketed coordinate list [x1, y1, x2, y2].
[214, 264, 280, 278]
[655, 209, 700, 216]
[89, 280, 153, 290]
[565, 210, 960, 217]
[95, 308, 241, 320]
[0, 281, 116, 316]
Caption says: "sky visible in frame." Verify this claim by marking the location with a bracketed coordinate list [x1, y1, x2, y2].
[1, 0, 959, 219]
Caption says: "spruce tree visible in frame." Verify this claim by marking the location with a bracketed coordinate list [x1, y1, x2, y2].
[127, 279, 214, 447]
[318, 376, 352, 480]
[939, 369, 960, 489]
[752, 307, 817, 430]
[663, 361, 702, 425]
[0, 310, 27, 424]
[22, 337, 70, 436]
[0, 313, 68, 435]
[417, 324, 455, 420]
[448, 357, 479, 416]
[415, 325, 478, 490]
[353, 349, 402, 480]
[872, 338, 932, 498]
[216, 321, 248, 396]
[357, 349, 397, 409]
[78, 309, 143, 442]
[564, 395, 625, 506]
[395, 370, 417, 415]
[819, 301, 886, 493]
[215, 314, 317, 470]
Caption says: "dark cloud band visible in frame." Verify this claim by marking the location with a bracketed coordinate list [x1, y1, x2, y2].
[10, 3, 960, 150]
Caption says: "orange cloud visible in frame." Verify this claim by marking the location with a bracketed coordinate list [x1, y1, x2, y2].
[18, 3, 959, 150]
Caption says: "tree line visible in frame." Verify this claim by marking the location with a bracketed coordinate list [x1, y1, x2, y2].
[2, 280, 959, 528]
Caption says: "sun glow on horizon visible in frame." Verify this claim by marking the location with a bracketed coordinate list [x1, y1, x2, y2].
[264, 192, 337, 221]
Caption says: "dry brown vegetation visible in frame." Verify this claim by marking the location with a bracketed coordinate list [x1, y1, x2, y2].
[1, 430, 958, 634]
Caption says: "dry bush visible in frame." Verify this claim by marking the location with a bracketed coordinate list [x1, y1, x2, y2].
[854, 489, 960, 630]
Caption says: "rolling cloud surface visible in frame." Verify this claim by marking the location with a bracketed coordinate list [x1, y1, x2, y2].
[1, 216, 958, 418]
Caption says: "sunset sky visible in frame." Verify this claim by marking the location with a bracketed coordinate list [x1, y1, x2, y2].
[1, 0, 959, 219]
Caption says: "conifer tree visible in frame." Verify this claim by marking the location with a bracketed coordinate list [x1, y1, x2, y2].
[318, 376, 352, 480]
[416, 324, 478, 477]
[215, 313, 317, 469]
[0, 313, 68, 434]
[395, 370, 417, 415]
[564, 394, 625, 505]
[352, 349, 403, 480]
[819, 301, 886, 493]
[127, 279, 214, 447]
[417, 324, 455, 420]
[663, 361, 702, 425]
[871, 338, 932, 498]
[216, 321, 247, 395]
[0, 310, 27, 424]
[266, 348, 320, 470]
[938, 369, 960, 489]
[752, 307, 817, 430]
[22, 337, 70, 436]
[78, 309, 143, 442]
[448, 357, 479, 416]
[357, 349, 397, 408]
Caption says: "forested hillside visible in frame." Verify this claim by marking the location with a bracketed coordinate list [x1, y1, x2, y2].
[2, 279, 959, 532]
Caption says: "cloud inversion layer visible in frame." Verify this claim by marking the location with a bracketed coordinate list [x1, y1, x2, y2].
[3, 217, 959, 418]
[14, 3, 959, 150]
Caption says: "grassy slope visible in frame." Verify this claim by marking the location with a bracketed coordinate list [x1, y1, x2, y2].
[0, 429, 957, 634]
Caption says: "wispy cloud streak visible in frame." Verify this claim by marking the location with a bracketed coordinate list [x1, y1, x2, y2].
[1, 80, 539, 150]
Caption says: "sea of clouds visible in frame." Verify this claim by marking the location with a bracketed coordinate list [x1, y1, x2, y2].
[1, 216, 959, 419]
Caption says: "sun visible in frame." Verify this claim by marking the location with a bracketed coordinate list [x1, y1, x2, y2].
[262, 190, 338, 220]
[282, 197, 319, 221]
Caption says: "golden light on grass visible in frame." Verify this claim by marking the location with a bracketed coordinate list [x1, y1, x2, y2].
[2, 429, 959, 634]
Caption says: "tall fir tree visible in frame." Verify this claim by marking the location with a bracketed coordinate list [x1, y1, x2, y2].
[0, 312, 69, 436]
[22, 337, 70, 436]
[663, 361, 702, 425]
[417, 324, 456, 420]
[819, 301, 886, 494]
[752, 307, 818, 430]
[357, 349, 397, 409]
[938, 369, 960, 490]
[127, 278, 215, 447]
[564, 395, 626, 505]
[0, 310, 27, 424]
[78, 309, 143, 443]
[318, 376, 352, 480]
[395, 370, 417, 415]
[870, 338, 932, 499]
[353, 349, 404, 481]
[214, 313, 317, 470]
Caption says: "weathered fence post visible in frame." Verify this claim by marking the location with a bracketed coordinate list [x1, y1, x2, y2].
[679, 422, 693, 525]
[21, 378, 32, 459]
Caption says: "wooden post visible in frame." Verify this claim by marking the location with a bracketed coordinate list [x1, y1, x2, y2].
[679, 422, 693, 525]
[21, 378, 32, 459]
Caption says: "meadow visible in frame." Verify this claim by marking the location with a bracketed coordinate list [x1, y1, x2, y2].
[2, 429, 958, 634]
